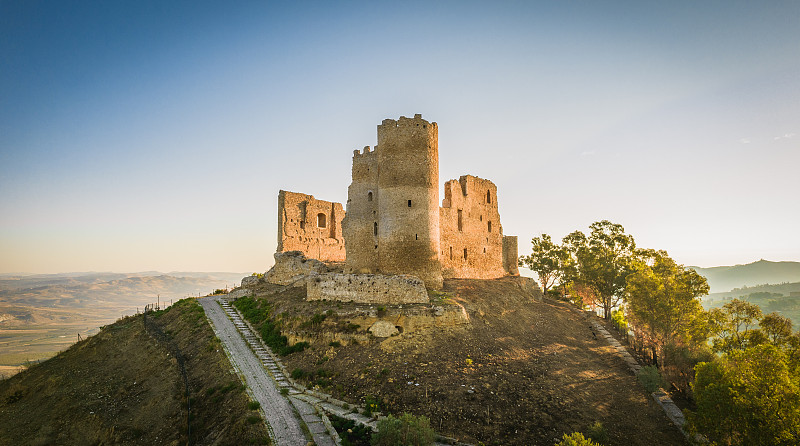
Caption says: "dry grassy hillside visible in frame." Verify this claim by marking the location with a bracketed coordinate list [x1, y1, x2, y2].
[0, 299, 269, 446]
[246, 277, 686, 446]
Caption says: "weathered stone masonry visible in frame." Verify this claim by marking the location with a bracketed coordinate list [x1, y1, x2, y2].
[274, 114, 519, 293]
[277, 190, 345, 263]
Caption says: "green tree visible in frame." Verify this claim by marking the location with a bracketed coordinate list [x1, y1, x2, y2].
[625, 249, 710, 365]
[562, 220, 636, 319]
[371, 413, 435, 446]
[761, 312, 794, 346]
[709, 299, 765, 353]
[688, 344, 800, 445]
[519, 234, 571, 296]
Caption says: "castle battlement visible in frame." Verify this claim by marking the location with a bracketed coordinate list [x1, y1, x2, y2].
[379, 114, 437, 130]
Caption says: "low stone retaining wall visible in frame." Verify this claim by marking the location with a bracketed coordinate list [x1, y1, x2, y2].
[306, 273, 429, 304]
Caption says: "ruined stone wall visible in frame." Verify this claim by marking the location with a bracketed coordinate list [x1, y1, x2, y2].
[502, 235, 520, 276]
[306, 273, 429, 304]
[439, 175, 507, 279]
[278, 190, 345, 262]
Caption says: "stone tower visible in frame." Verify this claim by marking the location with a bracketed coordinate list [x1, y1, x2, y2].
[342, 114, 443, 288]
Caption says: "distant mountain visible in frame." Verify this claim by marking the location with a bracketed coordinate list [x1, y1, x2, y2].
[690, 260, 800, 293]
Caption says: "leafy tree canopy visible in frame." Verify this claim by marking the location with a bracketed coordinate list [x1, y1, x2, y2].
[519, 233, 571, 296]
[625, 249, 710, 364]
[562, 220, 636, 319]
[688, 344, 800, 445]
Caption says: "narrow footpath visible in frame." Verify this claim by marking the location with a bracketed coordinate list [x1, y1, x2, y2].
[200, 295, 332, 446]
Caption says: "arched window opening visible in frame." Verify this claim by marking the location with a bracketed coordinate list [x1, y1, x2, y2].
[368, 191, 373, 202]
[486, 190, 491, 204]
[317, 213, 327, 228]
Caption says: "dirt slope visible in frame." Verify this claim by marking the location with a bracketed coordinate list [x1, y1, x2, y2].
[0, 298, 269, 446]
[264, 277, 686, 446]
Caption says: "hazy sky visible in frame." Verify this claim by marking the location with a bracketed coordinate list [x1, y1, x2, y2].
[1, 1, 798, 274]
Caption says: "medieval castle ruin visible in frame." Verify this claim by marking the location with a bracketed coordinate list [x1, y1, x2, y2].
[269, 114, 519, 302]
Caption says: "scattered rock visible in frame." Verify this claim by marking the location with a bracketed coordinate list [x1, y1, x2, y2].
[369, 321, 399, 338]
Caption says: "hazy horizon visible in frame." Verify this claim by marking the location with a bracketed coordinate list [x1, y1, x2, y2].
[2, 1, 798, 274]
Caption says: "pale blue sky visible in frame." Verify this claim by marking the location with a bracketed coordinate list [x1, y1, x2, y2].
[1, 1, 798, 274]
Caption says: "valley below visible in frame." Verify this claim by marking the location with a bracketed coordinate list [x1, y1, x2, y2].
[0, 271, 246, 376]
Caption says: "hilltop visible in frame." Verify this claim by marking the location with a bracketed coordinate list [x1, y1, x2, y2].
[691, 260, 800, 293]
[240, 277, 685, 446]
[0, 298, 269, 445]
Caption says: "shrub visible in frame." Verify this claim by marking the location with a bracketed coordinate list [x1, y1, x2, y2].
[555, 432, 600, 446]
[637, 365, 666, 393]
[586, 421, 609, 444]
[246, 415, 262, 424]
[331, 414, 372, 446]
[247, 401, 261, 410]
[364, 395, 381, 417]
[371, 413, 435, 446]
[329, 341, 342, 348]
[291, 368, 306, 380]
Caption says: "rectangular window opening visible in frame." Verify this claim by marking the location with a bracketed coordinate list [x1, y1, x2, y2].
[408, 200, 412, 207]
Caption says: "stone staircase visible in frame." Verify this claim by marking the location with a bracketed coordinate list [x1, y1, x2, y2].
[219, 299, 338, 446]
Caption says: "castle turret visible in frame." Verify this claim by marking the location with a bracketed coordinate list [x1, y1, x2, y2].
[342, 146, 378, 272]
[342, 114, 443, 288]
[375, 115, 442, 288]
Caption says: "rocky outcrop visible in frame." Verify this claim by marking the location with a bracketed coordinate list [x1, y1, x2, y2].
[368, 320, 400, 338]
[264, 251, 328, 286]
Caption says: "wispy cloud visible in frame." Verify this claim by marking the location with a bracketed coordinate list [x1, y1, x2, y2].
[581, 150, 596, 157]
[739, 138, 751, 144]
[773, 133, 796, 141]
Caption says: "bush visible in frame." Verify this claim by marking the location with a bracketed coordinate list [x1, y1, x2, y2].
[637, 365, 666, 393]
[371, 413, 435, 446]
[291, 368, 306, 380]
[247, 401, 261, 410]
[330, 414, 372, 446]
[586, 421, 609, 444]
[364, 395, 381, 417]
[555, 432, 600, 446]
[246, 415, 261, 424]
